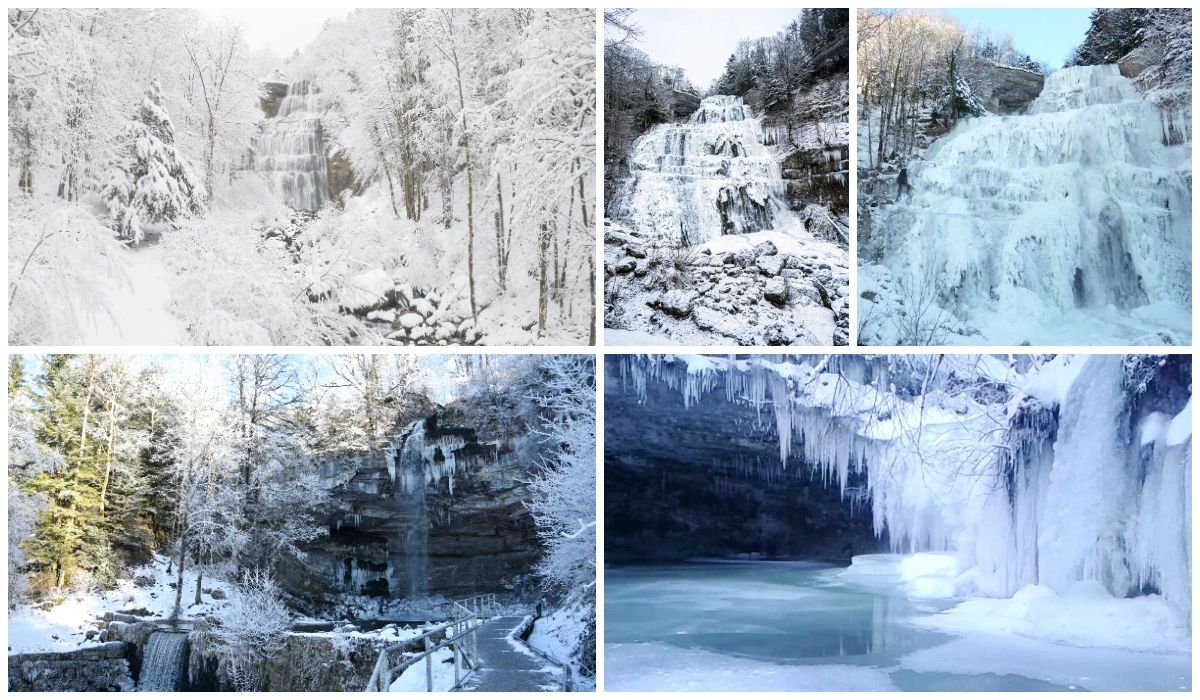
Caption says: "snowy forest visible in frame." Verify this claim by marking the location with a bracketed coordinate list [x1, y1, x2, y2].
[857, 8, 1192, 345]
[8, 354, 596, 691]
[603, 9, 851, 346]
[605, 353, 1191, 691]
[7, 8, 595, 346]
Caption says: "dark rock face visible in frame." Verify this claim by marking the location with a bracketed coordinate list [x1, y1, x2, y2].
[260, 81, 290, 119]
[277, 410, 542, 608]
[326, 150, 358, 205]
[604, 356, 880, 562]
[8, 643, 133, 691]
[975, 63, 1045, 114]
[782, 144, 849, 212]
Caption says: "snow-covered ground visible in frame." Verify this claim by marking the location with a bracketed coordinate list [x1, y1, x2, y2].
[8, 554, 438, 657]
[605, 560, 1191, 692]
[81, 244, 189, 344]
[8, 555, 225, 654]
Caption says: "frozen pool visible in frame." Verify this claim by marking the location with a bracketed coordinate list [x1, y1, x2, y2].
[604, 562, 1191, 692]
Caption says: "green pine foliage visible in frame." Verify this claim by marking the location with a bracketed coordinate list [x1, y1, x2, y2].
[12, 356, 170, 595]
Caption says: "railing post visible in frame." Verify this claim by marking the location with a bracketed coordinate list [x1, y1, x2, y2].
[425, 636, 433, 692]
[453, 643, 461, 686]
[379, 653, 389, 692]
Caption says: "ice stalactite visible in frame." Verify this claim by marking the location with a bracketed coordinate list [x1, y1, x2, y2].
[870, 64, 1191, 341]
[625, 353, 1192, 620]
[254, 79, 330, 211]
[610, 95, 786, 246]
[384, 419, 468, 495]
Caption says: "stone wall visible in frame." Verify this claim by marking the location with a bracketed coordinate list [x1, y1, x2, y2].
[8, 643, 134, 692]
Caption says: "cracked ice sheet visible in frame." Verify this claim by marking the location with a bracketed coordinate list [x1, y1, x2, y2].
[605, 642, 897, 692]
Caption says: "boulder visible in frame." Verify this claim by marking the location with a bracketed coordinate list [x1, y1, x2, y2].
[654, 289, 697, 318]
[764, 278, 789, 305]
[756, 255, 785, 277]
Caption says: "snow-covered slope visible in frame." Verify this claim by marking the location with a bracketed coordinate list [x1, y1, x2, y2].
[861, 64, 1191, 345]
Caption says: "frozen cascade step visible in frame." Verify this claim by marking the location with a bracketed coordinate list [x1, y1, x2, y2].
[873, 63, 1190, 323]
[254, 79, 329, 211]
[610, 95, 786, 246]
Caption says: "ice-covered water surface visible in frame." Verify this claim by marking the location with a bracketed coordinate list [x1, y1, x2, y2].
[863, 64, 1191, 345]
[611, 95, 785, 246]
[605, 562, 1190, 691]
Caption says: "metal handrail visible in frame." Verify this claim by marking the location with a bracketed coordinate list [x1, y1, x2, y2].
[364, 594, 497, 692]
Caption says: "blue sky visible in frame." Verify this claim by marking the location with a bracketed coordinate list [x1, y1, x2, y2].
[941, 8, 1094, 67]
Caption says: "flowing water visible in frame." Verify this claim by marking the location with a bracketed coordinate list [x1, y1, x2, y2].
[255, 80, 329, 211]
[138, 630, 188, 692]
[611, 95, 786, 246]
[605, 562, 1188, 691]
[867, 64, 1191, 344]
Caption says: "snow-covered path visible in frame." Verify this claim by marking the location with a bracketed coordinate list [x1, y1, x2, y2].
[81, 244, 189, 344]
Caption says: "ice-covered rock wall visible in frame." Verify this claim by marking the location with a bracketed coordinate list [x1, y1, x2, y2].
[278, 411, 541, 607]
[622, 354, 1192, 621]
[610, 95, 785, 245]
[868, 64, 1191, 342]
[255, 80, 329, 210]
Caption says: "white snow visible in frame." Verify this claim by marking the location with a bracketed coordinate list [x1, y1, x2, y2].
[82, 244, 189, 344]
[388, 647, 459, 692]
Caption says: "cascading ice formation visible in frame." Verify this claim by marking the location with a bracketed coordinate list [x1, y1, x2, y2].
[138, 630, 188, 691]
[625, 353, 1192, 621]
[255, 79, 329, 211]
[869, 64, 1191, 343]
[611, 95, 786, 246]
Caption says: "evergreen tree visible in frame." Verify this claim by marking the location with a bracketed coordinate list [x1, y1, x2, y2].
[102, 80, 205, 246]
[1070, 8, 1151, 66]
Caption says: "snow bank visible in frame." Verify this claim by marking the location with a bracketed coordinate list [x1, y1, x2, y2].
[914, 581, 1189, 654]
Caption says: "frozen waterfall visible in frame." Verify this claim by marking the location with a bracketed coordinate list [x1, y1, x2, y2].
[138, 630, 187, 691]
[611, 95, 785, 246]
[624, 354, 1192, 622]
[868, 64, 1191, 343]
[255, 80, 329, 211]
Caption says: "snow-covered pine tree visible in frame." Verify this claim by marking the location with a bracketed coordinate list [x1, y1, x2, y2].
[102, 80, 204, 245]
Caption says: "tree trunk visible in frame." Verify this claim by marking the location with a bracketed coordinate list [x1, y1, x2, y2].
[538, 220, 550, 333]
[194, 571, 203, 606]
[494, 176, 506, 291]
[172, 513, 188, 620]
[99, 399, 117, 515]
[448, 38, 477, 321]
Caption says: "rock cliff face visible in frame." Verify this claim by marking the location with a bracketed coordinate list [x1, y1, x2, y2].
[604, 356, 879, 562]
[277, 410, 542, 608]
[758, 75, 851, 216]
[973, 63, 1046, 114]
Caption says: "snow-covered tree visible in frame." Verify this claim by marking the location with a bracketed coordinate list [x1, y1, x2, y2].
[102, 80, 205, 244]
[211, 569, 291, 691]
